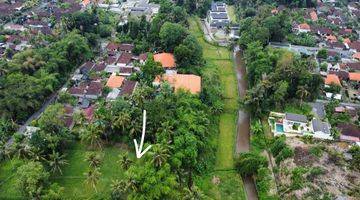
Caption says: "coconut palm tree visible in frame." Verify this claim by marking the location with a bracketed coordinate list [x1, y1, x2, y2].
[110, 179, 128, 199]
[183, 186, 208, 200]
[296, 85, 310, 105]
[47, 151, 68, 175]
[85, 152, 103, 169]
[84, 167, 101, 193]
[112, 111, 131, 132]
[118, 152, 132, 170]
[250, 120, 264, 135]
[28, 147, 46, 162]
[80, 124, 103, 149]
[150, 144, 170, 168]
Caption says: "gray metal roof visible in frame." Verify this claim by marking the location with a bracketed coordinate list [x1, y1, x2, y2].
[285, 113, 308, 123]
[211, 12, 228, 19]
[312, 119, 330, 134]
[309, 102, 326, 119]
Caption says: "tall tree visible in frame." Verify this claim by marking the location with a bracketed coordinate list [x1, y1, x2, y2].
[47, 151, 68, 175]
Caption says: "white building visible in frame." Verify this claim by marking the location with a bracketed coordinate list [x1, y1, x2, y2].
[207, 2, 230, 29]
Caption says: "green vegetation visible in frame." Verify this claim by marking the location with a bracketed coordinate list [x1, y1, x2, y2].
[52, 143, 129, 199]
[227, 5, 237, 23]
[189, 17, 245, 199]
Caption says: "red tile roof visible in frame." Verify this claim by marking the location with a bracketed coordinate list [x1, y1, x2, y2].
[117, 52, 133, 64]
[324, 74, 341, 86]
[153, 53, 176, 68]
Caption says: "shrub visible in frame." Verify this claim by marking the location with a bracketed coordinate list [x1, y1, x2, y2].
[291, 167, 308, 190]
[256, 167, 278, 200]
[275, 146, 294, 164]
[307, 167, 325, 181]
[270, 136, 286, 157]
[235, 152, 268, 176]
[309, 145, 325, 157]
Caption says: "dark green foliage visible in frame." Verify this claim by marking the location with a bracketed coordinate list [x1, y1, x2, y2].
[256, 167, 279, 200]
[307, 167, 325, 181]
[0, 32, 91, 122]
[98, 24, 112, 38]
[139, 54, 164, 85]
[317, 49, 328, 59]
[242, 42, 322, 117]
[159, 22, 188, 52]
[275, 146, 294, 164]
[287, 33, 316, 47]
[235, 152, 268, 176]
[174, 34, 203, 72]
[0, 118, 16, 143]
[309, 145, 325, 157]
[16, 161, 49, 198]
[290, 167, 308, 190]
[270, 136, 287, 157]
[348, 146, 360, 171]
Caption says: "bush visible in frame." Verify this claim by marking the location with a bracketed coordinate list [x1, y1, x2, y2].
[275, 146, 294, 164]
[317, 49, 328, 59]
[235, 152, 268, 176]
[291, 167, 308, 190]
[309, 145, 325, 157]
[307, 167, 325, 181]
[256, 167, 278, 200]
[270, 136, 286, 157]
[348, 145, 360, 171]
[98, 24, 112, 38]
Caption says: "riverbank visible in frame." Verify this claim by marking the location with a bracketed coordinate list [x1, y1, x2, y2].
[189, 17, 246, 199]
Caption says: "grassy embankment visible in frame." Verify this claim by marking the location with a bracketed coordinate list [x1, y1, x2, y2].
[227, 5, 237, 23]
[189, 17, 246, 199]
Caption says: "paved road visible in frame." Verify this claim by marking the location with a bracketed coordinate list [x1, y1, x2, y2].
[200, 20, 229, 46]
[269, 42, 353, 58]
[234, 48, 258, 200]
[316, 99, 360, 108]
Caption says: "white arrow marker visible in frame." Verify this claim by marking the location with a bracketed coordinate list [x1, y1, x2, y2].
[134, 110, 152, 158]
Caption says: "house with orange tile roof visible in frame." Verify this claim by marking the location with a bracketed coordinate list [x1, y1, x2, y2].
[349, 72, 360, 82]
[298, 23, 311, 33]
[106, 74, 125, 89]
[154, 74, 201, 94]
[153, 53, 176, 69]
[324, 74, 341, 86]
[353, 52, 360, 60]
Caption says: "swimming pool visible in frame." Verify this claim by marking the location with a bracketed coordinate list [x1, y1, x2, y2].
[276, 124, 284, 133]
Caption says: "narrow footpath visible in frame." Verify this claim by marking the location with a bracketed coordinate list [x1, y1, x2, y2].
[234, 48, 258, 200]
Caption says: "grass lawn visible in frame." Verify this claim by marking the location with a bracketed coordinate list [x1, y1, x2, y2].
[227, 6, 237, 23]
[0, 143, 130, 199]
[189, 17, 245, 199]
[51, 142, 131, 199]
[283, 102, 312, 115]
[0, 158, 25, 199]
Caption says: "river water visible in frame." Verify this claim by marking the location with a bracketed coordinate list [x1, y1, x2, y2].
[234, 49, 258, 200]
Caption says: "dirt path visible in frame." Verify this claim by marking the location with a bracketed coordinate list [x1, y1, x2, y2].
[234, 49, 258, 200]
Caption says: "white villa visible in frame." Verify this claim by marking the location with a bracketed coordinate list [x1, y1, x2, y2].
[269, 112, 333, 140]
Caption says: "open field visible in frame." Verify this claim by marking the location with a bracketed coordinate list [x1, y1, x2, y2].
[189, 17, 245, 199]
[52, 142, 131, 199]
[0, 142, 130, 199]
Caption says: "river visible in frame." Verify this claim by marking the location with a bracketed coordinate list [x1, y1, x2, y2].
[234, 49, 258, 200]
